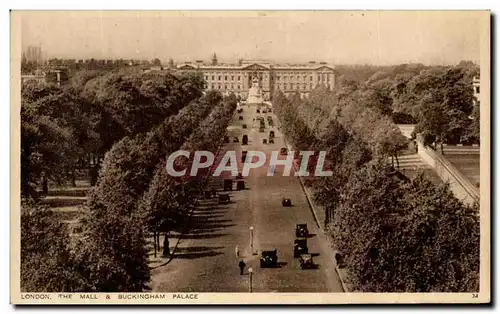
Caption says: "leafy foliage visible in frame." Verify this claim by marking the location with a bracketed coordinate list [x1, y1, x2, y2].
[21, 202, 79, 292]
[331, 164, 479, 292]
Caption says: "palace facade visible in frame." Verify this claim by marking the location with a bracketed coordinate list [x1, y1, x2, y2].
[176, 56, 335, 100]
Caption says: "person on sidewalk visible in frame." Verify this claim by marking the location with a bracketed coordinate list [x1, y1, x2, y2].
[238, 259, 246, 275]
[235, 245, 240, 258]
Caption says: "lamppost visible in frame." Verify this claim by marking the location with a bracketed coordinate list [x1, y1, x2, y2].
[248, 267, 253, 293]
[249, 226, 254, 255]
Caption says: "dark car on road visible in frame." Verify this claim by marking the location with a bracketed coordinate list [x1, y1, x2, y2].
[236, 180, 245, 190]
[280, 147, 288, 155]
[233, 137, 239, 143]
[295, 224, 309, 237]
[269, 131, 275, 138]
[256, 109, 260, 113]
[263, 139, 267, 144]
[224, 136, 230, 143]
[242, 124, 247, 129]
[282, 198, 292, 207]
[269, 138, 274, 144]
[242, 135, 248, 145]
[294, 239, 308, 258]
[260, 249, 278, 268]
[299, 254, 314, 269]
[259, 127, 265, 133]
[223, 179, 233, 191]
[218, 193, 230, 204]
[239, 116, 243, 120]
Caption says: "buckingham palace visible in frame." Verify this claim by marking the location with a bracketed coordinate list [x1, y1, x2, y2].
[176, 54, 335, 100]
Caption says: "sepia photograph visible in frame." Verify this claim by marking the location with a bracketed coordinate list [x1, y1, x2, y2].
[10, 10, 490, 304]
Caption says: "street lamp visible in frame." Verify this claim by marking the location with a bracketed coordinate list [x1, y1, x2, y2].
[248, 267, 253, 293]
[249, 226, 254, 255]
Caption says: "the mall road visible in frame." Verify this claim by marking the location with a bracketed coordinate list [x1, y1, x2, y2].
[150, 102, 344, 292]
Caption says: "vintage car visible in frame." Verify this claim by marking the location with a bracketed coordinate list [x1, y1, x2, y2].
[299, 254, 314, 269]
[224, 136, 230, 143]
[262, 110, 267, 113]
[269, 131, 275, 138]
[218, 193, 230, 204]
[280, 147, 288, 155]
[204, 190, 214, 199]
[260, 249, 278, 268]
[236, 180, 245, 191]
[256, 109, 260, 113]
[295, 223, 309, 237]
[263, 139, 268, 144]
[259, 127, 265, 133]
[282, 197, 292, 207]
[269, 138, 274, 144]
[223, 179, 233, 191]
[242, 124, 247, 129]
[293, 239, 308, 258]
[233, 137, 239, 143]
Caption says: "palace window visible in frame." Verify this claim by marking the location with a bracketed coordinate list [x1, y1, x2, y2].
[211, 83, 215, 89]
[303, 84, 307, 90]
[284, 83, 288, 89]
[225, 76, 228, 80]
[310, 76, 313, 81]
[212, 76, 215, 80]
[290, 83, 294, 89]
[205, 75, 208, 81]
[218, 84, 221, 89]
[224, 84, 227, 89]
[238, 85, 241, 90]
[218, 76, 221, 81]
[231, 76, 234, 80]
[231, 84, 234, 89]
[310, 83, 313, 89]
[238, 76, 240, 81]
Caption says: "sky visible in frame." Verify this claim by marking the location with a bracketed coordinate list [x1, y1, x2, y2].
[16, 11, 485, 65]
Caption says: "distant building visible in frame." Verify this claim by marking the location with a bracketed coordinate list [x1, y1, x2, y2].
[176, 55, 335, 100]
[21, 68, 69, 87]
[22, 45, 44, 65]
[472, 76, 480, 107]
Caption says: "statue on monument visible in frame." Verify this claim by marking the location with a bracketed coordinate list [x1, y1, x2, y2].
[246, 77, 264, 104]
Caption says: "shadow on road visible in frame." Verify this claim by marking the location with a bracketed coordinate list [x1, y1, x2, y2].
[170, 233, 229, 240]
[173, 246, 224, 259]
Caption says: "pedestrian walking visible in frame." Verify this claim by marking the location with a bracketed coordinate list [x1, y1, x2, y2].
[238, 259, 246, 275]
[235, 245, 240, 258]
